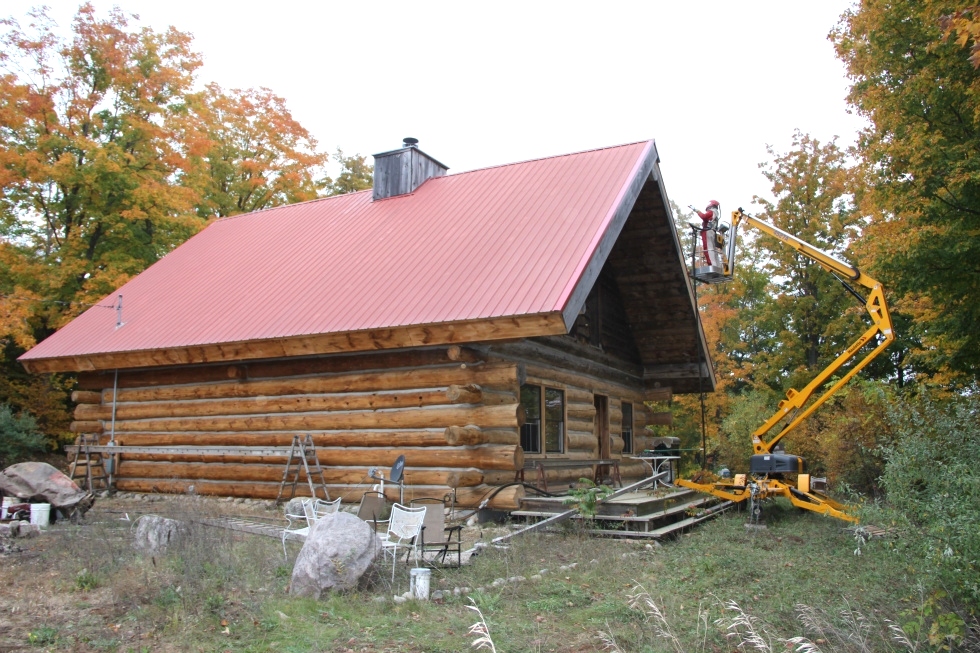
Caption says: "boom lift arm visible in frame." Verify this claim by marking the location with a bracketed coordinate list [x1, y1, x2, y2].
[678, 208, 895, 523]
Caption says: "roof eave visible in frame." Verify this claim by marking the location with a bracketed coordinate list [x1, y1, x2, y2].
[555, 139, 718, 394]
[558, 140, 659, 329]
[20, 312, 569, 374]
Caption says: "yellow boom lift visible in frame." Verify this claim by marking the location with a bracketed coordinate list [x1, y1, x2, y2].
[679, 208, 895, 523]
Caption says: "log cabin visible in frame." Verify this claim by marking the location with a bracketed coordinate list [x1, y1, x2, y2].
[19, 138, 716, 510]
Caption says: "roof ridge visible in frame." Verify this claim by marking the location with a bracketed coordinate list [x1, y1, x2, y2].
[442, 139, 654, 179]
[214, 141, 653, 220]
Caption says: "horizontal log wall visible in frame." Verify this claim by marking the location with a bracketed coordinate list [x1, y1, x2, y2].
[71, 338, 675, 508]
[72, 346, 526, 509]
[490, 337, 671, 485]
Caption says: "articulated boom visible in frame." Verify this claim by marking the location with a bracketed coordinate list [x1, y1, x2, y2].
[679, 209, 895, 523]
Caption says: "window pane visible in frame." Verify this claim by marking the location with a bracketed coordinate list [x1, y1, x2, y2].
[520, 385, 541, 453]
[622, 402, 633, 454]
[544, 388, 564, 453]
[520, 384, 541, 420]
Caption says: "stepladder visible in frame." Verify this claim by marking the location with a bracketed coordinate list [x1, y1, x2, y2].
[69, 434, 111, 492]
[276, 434, 329, 505]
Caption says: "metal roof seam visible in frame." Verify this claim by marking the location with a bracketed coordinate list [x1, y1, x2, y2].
[20, 141, 657, 361]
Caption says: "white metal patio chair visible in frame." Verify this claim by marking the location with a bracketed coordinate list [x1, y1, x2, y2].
[282, 498, 314, 558]
[312, 497, 341, 519]
[281, 497, 340, 558]
[377, 503, 426, 584]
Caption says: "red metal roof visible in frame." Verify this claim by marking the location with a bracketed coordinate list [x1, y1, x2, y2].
[21, 140, 655, 364]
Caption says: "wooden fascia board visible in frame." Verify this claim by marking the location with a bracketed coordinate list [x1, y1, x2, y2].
[559, 140, 660, 331]
[648, 160, 718, 393]
[643, 362, 711, 380]
[20, 312, 568, 374]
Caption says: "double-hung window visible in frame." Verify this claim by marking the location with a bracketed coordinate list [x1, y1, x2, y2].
[519, 384, 564, 454]
[621, 402, 634, 454]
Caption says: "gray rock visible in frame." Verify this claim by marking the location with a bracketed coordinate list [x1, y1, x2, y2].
[133, 515, 185, 555]
[393, 595, 408, 604]
[289, 512, 379, 599]
[284, 498, 306, 517]
[12, 521, 40, 538]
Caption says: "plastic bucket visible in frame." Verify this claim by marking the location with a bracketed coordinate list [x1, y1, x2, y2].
[1, 497, 12, 520]
[409, 567, 431, 600]
[30, 503, 51, 529]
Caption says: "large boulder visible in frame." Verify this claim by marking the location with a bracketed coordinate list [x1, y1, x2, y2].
[290, 512, 379, 598]
[133, 515, 186, 555]
[0, 462, 95, 519]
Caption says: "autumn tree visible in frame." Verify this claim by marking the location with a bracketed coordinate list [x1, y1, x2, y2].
[752, 132, 881, 389]
[326, 149, 373, 195]
[0, 4, 346, 443]
[0, 5, 204, 339]
[834, 0, 980, 382]
[186, 84, 329, 218]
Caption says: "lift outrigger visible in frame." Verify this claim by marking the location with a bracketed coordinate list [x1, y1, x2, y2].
[679, 208, 895, 523]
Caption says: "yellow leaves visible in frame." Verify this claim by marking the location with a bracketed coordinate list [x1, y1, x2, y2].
[940, 6, 980, 68]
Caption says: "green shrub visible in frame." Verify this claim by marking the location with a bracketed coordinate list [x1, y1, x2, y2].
[562, 478, 613, 519]
[0, 403, 48, 467]
[717, 389, 777, 472]
[879, 393, 980, 609]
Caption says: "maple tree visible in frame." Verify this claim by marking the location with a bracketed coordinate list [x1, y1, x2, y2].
[834, 0, 980, 382]
[326, 149, 374, 196]
[752, 132, 871, 391]
[0, 5, 204, 341]
[0, 4, 366, 443]
[186, 84, 329, 218]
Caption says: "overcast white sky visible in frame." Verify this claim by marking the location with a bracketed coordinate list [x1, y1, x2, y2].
[6, 1, 863, 217]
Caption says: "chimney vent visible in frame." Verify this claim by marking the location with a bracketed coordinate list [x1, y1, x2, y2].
[372, 138, 448, 200]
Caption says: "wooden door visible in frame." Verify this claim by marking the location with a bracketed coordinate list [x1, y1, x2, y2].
[594, 395, 609, 459]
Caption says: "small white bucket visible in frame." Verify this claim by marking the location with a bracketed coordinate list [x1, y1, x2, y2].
[1, 497, 12, 520]
[409, 567, 431, 600]
[30, 503, 51, 529]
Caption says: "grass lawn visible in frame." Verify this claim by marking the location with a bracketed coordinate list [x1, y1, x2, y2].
[0, 494, 921, 652]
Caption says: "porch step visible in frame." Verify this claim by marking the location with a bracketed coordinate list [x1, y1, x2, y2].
[511, 495, 723, 534]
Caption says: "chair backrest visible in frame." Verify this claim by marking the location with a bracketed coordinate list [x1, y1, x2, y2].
[411, 498, 446, 538]
[283, 499, 313, 529]
[357, 491, 387, 522]
[313, 497, 341, 519]
[386, 503, 426, 542]
[302, 498, 316, 524]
